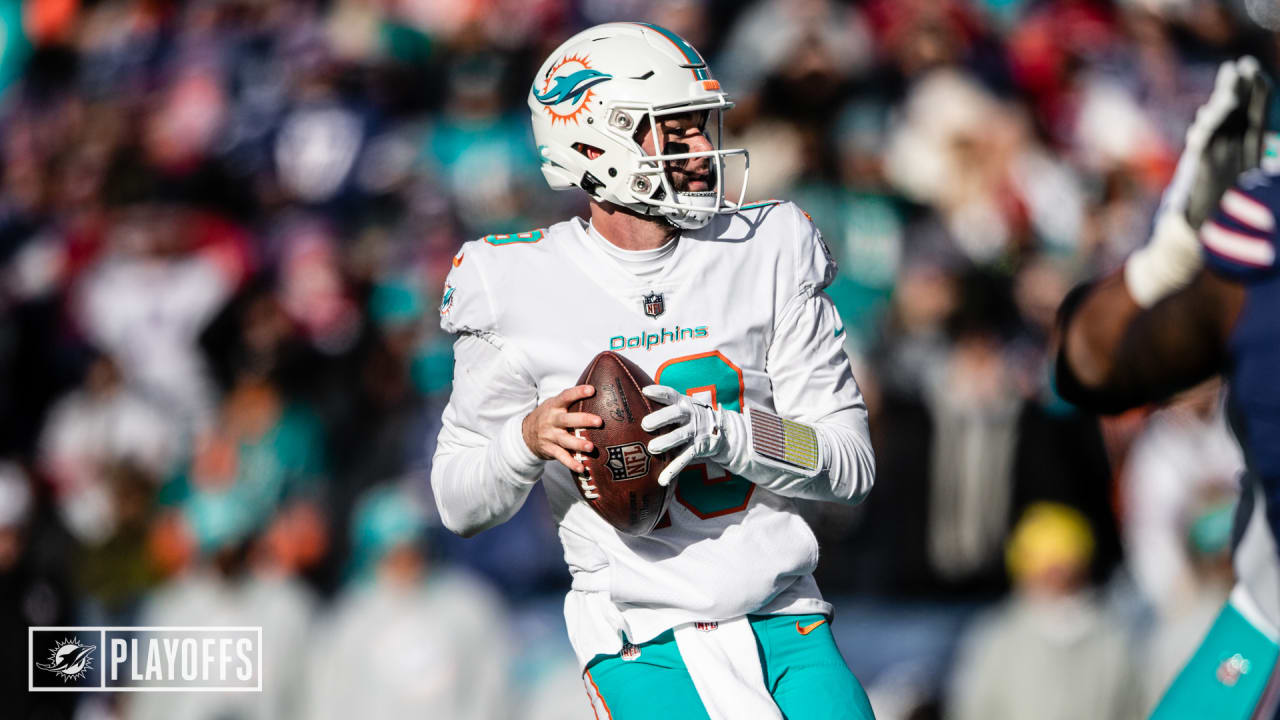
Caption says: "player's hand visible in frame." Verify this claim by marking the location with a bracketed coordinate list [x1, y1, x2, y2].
[522, 385, 602, 474]
[1171, 56, 1271, 229]
[640, 385, 727, 487]
[1127, 57, 1272, 307]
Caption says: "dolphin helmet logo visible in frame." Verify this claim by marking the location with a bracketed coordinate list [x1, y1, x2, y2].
[37, 638, 96, 682]
[534, 69, 612, 106]
[535, 54, 612, 126]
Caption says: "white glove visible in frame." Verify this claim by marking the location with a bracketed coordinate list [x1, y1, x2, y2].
[1176, 57, 1269, 229]
[640, 385, 728, 487]
[1127, 56, 1270, 307]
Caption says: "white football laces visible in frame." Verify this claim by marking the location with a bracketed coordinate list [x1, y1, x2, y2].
[573, 428, 599, 499]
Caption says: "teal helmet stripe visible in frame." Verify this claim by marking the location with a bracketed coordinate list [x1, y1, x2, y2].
[635, 22, 710, 80]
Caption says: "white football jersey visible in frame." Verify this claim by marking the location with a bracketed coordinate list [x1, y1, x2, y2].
[434, 200, 868, 668]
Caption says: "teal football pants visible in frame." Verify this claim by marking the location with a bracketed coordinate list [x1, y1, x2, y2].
[582, 614, 876, 719]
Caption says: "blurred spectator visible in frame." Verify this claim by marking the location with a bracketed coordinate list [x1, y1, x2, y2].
[947, 502, 1141, 720]
[1139, 487, 1236, 714]
[1121, 382, 1243, 616]
[717, 0, 874, 99]
[420, 52, 543, 236]
[1120, 382, 1243, 711]
[72, 462, 163, 623]
[0, 461, 76, 720]
[885, 68, 1085, 263]
[303, 484, 510, 720]
[166, 372, 327, 520]
[129, 484, 318, 720]
[927, 330, 1021, 583]
[37, 354, 177, 546]
[0, 0, 31, 98]
[814, 258, 955, 597]
[72, 200, 249, 438]
[273, 70, 371, 210]
[272, 219, 362, 355]
[793, 100, 904, 352]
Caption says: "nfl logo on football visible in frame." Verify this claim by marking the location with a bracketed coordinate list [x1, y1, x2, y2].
[606, 442, 650, 482]
[642, 291, 665, 318]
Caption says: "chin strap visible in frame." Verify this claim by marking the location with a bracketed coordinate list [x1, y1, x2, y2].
[659, 191, 717, 230]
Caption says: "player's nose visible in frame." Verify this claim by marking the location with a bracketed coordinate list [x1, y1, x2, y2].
[684, 131, 712, 173]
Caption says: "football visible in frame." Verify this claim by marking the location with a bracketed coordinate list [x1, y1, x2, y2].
[570, 351, 674, 535]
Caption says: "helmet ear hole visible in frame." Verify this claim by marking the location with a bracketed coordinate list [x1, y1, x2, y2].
[572, 143, 605, 160]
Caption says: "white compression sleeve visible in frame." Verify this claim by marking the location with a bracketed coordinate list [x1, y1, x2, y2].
[714, 290, 875, 504]
[431, 332, 545, 537]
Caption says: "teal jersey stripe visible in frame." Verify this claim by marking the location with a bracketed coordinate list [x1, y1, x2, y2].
[636, 22, 709, 80]
[739, 199, 782, 211]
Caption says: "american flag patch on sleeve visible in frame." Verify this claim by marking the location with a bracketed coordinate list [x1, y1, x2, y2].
[749, 408, 819, 471]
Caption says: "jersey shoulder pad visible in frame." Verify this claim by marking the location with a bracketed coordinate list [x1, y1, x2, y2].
[711, 199, 836, 296]
[785, 201, 836, 294]
[439, 239, 497, 335]
[439, 227, 555, 334]
[702, 198, 787, 239]
[756, 200, 835, 295]
[1202, 169, 1279, 282]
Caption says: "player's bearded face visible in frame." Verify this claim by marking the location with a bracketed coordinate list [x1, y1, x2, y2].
[635, 111, 714, 193]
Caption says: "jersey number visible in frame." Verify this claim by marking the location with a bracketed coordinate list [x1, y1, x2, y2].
[654, 351, 754, 519]
[484, 229, 544, 245]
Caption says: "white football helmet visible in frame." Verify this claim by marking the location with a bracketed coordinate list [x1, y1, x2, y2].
[528, 22, 749, 230]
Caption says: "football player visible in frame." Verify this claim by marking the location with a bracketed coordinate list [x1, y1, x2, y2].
[431, 22, 877, 720]
[1056, 57, 1280, 719]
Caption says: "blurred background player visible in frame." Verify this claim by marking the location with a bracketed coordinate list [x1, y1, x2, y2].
[1055, 55, 1280, 719]
[431, 21, 877, 720]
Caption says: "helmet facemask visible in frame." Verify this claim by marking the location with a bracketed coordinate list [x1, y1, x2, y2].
[605, 99, 749, 230]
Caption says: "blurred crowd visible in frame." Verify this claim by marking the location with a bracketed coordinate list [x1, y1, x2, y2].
[0, 0, 1269, 718]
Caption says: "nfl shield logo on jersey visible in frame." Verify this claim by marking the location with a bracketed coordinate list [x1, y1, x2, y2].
[643, 291, 665, 318]
[605, 442, 649, 482]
